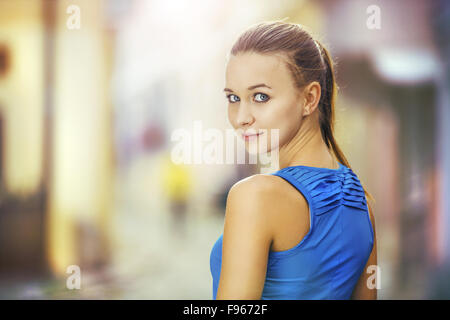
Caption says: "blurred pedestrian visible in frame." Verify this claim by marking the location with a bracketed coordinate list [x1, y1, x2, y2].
[161, 153, 192, 238]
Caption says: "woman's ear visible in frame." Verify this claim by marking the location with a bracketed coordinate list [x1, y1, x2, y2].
[296, 89, 310, 117]
[302, 81, 321, 116]
[302, 98, 311, 116]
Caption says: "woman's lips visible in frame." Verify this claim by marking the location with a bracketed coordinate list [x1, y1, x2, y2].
[242, 131, 264, 141]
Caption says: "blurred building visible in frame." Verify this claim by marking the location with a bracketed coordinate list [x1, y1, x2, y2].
[0, 0, 114, 282]
[0, 0, 48, 278]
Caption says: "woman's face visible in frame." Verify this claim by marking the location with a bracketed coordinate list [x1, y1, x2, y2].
[224, 51, 306, 154]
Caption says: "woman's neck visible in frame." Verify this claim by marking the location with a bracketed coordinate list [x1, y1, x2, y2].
[278, 116, 337, 170]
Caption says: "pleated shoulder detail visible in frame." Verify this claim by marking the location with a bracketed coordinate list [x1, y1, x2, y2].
[273, 163, 368, 216]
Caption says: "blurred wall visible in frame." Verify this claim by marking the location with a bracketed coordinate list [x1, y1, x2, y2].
[0, 0, 47, 276]
[47, 0, 114, 275]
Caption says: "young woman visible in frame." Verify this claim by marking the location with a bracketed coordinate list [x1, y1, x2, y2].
[210, 21, 377, 300]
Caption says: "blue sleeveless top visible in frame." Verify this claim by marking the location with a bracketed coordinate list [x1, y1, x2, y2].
[209, 162, 374, 300]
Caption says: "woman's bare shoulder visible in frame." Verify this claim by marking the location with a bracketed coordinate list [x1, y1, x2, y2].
[230, 173, 296, 197]
[227, 173, 307, 219]
[225, 174, 309, 251]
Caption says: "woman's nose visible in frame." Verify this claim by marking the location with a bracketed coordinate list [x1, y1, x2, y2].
[236, 103, 254, 126]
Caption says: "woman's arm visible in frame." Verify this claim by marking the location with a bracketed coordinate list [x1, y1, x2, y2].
[216, 175, 277, 300]
[351, 204, 378, 300]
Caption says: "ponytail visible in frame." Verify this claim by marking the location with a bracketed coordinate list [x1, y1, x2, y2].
[316, 40, 375, 206]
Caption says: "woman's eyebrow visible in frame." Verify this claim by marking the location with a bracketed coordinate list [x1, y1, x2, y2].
[223, 83, 272, 92]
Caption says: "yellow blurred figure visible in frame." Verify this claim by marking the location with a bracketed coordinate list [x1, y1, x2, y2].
[162, 157, 192, 201]
[161, 153, 192, 236]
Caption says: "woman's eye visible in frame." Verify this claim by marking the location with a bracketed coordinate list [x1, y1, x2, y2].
[254, 93, 269, 102]
[226, 94, 240, 103]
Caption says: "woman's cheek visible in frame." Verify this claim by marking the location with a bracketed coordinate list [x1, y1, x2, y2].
[227, 106, 236, 127]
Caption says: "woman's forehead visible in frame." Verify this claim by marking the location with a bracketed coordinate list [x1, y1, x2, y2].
[225, 52, 291, 90]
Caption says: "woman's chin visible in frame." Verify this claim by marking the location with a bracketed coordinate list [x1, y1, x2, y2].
[244, 142, 272, 155]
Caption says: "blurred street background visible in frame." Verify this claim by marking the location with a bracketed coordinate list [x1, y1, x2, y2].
[0, 0, 449, 299]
